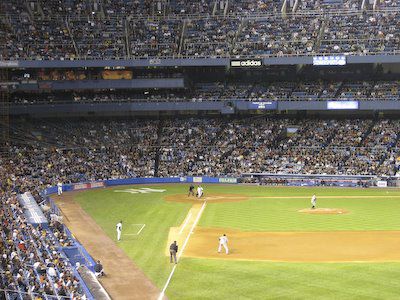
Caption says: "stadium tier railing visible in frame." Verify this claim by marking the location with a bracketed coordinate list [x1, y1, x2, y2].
[10, 96, 400, 105]
[3, 49, 400, 61]
[2, 7, 400, 20]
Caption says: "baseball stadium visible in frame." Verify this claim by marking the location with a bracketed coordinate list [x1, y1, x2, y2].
[1, 1, 400, 300]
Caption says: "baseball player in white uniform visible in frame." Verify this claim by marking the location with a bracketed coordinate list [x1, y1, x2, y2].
[57, 181, 63, 196]
[218, 234, 229, 254]
[311, 194, 317, 209]
[197, 185, 204, 198]
[116, 221, 122, 241]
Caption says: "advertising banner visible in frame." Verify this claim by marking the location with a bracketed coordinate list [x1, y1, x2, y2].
[193, 177, 203, 183]
[73, 181, 105, 191]
[327, 101, 359, 110]
[219, 178, 238, 183]
[313, 56, 346, 66]
[248, 101, 277, 110]
[376, 180, 388, 188]
[230, 59, 262, 68]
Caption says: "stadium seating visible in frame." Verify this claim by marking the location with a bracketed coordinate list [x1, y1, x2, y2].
[3, 115, 400, 298]
[0, 193, 86, 299]
[5, 117, 400, 180]
[2, 1, 400, 60]
[2, 1, 400, 298]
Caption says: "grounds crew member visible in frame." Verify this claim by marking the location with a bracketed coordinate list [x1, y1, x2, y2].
[94, 260, 105, 277]
[170, 241, 178, 264]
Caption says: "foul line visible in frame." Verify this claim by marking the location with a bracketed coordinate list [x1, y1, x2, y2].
[158, 264, 177, 300]
[179, 212, 192, 235]
[158, 201, 207, 300]
[178, 201, 207, 259]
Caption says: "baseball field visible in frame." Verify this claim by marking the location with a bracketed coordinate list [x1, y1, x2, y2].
[56, 184, 400, 299]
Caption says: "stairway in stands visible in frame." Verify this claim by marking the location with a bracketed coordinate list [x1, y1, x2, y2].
[153, 119, 164, 177]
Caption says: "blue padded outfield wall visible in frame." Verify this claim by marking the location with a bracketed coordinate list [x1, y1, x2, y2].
[43, 176, 238, 195]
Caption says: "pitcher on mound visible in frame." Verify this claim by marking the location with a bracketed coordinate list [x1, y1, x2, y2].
[311, 194, 317, 209]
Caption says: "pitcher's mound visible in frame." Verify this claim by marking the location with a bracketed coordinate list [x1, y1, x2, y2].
[164, 193, 249, 204]
[298, 208, 349, 214]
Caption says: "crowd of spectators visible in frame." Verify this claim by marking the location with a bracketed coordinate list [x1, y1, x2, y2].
[129, 19, 181, 58]
[156, 117, 400, 177]
[10, 80, 400, 104]
[1, 118, 160, 299]
[2, 115, 400, 298]
[232, 15, 321, 57]
[1, 1, 400, 60]
[70, 18, 126, 60]
[320, 11, 400, 55]
[0, 189, 87, 299]
[7, 116, 400, 180]
[5, 116, 400, 181]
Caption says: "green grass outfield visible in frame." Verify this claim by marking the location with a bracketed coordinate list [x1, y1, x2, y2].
[74, 184, 400, 299]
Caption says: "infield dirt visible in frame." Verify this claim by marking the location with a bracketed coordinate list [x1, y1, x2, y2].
[164, 193, 249, 203]
[184, 228, 400, 262]
[163, 194, 400, 263]
[298, 208, 349, 214]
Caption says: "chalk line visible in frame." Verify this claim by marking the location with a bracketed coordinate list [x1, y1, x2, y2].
[158, 201, 207, 300]
[179, 212, 192, 235]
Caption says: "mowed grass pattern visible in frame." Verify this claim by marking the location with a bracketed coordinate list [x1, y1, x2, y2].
[74, 185, 191, 287]
[199, 185, 400, 231]
[170, 258, 400, 300]
[200, 197, 400, 231]
[73, 184, 400, 299]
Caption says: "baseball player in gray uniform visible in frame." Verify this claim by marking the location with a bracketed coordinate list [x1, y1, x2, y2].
[169, 241, 178, 264]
